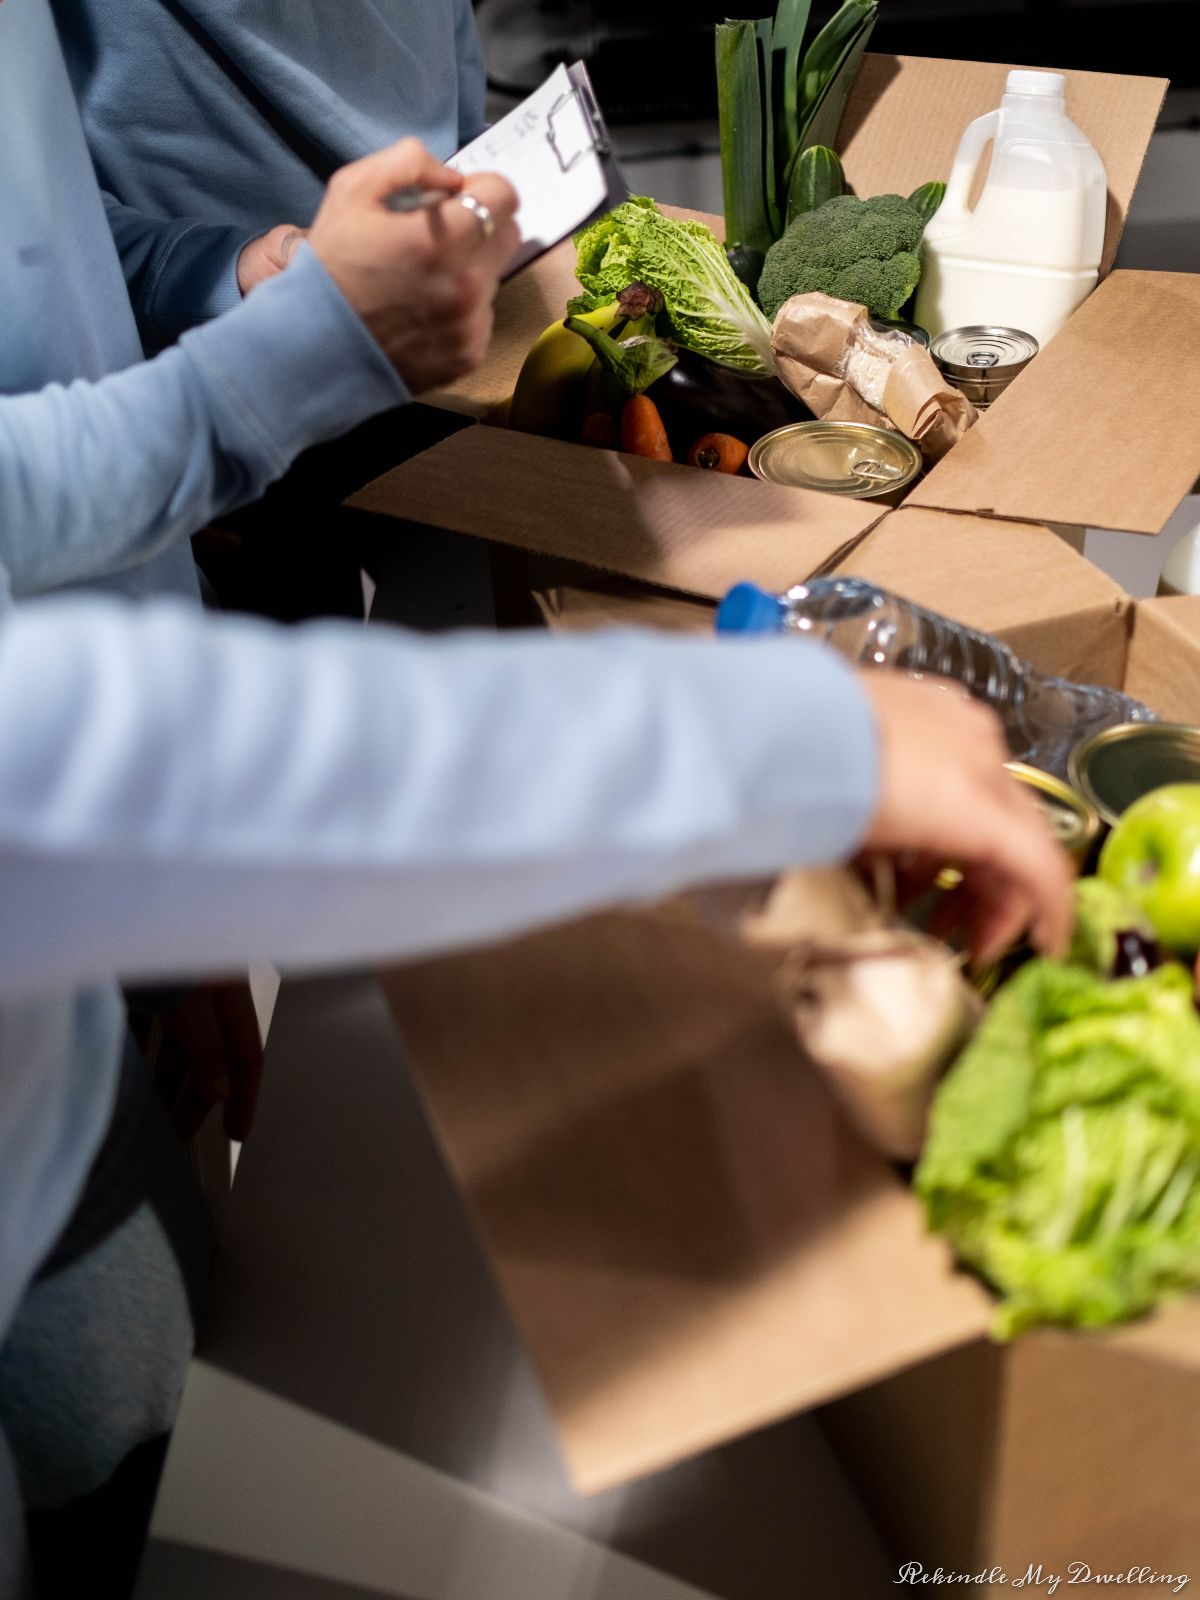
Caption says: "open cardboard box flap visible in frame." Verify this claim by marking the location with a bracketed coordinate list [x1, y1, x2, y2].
[349, 426, 885, 601]
[909, 272, 1200, 535]
[839, 55, 1165, 278]
[531, 507, 1134, 689]
[380, 906, 993, 1496]
[835, 507, 1133, 686]
[1123, 594, 1200, 720]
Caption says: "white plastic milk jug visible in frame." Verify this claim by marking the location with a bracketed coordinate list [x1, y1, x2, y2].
[913, 70, 1107, 348]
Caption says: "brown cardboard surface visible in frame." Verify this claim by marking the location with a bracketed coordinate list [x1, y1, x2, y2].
[533, 509, 1134, 687]
[909, 272, 1200, 535]
[1124, 595, 1200, 720]
[535, 579, 715, 635]
[380, 909, 992, 1495]
[349, 426, 884, 601]
[839, 56, 1166, 278]
[823, 1328, 1200, 1583]
[836, 507, 1133, 687]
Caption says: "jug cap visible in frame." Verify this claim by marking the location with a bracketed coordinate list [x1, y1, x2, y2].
[1006, 69, 1066, 99]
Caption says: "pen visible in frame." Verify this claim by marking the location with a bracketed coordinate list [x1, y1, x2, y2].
[382, 183, 461, 214]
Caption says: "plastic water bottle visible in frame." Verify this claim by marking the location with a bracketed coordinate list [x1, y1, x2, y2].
[716, 578, 1155, 781]
[913, 70, 1107, 348]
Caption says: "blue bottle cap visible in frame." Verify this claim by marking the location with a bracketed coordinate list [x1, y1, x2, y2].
[715, 582, 786, 635]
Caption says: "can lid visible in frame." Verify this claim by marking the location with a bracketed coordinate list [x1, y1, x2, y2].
[747, 421, 923, 498]
[716, 582, 786, 635]
[1006, 69, 1066, 98]
[1068, 722, 1200, 826]
[1004, 761, 1100, 857]
[931, 327, 1040, 381]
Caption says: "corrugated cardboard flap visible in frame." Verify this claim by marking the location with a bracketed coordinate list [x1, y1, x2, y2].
[1124, 594, 1200, 719]
[837, 507, 1133, 687]
[908, 273, 1200, 535]
[349, 425, 884, 601]
[840, 56, 1166, 278]
[381, 907, 992, 1495]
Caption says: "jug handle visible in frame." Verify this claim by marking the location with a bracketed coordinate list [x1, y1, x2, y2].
[935, 109, 1000, 229]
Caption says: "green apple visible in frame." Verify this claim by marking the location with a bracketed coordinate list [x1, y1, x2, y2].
[1099, 783, 1200, 956]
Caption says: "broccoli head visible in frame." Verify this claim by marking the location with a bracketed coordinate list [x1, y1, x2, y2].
[758, 192, 926, 323]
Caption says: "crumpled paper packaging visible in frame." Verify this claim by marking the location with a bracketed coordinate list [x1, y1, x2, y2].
[772, 292, 978, 462]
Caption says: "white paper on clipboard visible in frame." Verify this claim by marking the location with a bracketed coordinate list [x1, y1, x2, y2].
[449, 61, 625, 275]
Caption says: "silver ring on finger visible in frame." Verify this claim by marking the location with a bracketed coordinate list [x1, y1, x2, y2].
[454, 191, 495, 241]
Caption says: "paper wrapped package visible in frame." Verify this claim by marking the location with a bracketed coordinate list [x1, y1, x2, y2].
[691, 869, 982, 1160]
[772, 293, 978, 462]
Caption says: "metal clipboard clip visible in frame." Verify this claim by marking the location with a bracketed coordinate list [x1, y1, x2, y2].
[546, 77, 612, 174]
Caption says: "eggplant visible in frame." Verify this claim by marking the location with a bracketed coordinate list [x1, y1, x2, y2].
[647, 347, 812, 462]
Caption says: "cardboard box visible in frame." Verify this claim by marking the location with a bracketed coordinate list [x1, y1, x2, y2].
[377, 590, 1200, 1587]
[351, 54, 1189, 594]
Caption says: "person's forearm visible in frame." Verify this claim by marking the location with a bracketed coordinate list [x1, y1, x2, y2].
[0, 599, 877, 999]
[103, 192, 251, 345]
[0, 246, 405, 597]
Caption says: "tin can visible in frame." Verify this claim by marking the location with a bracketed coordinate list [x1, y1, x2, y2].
[1068, 722, 1200, 828]
[938, 762, 1099, 892]
[748, 421, 923, 505]
[871, 317, 931, 348]
[930, 326, 1039, 409]
[1004, 761, 1101, 863]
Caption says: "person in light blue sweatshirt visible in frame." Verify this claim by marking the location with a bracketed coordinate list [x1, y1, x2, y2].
[52, 0, 494, 616]
[0, 3, 1073, 1593]
[53, 0, 488, 238]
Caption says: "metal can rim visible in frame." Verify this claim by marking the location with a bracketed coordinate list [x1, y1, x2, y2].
[1003, 760, 1101, 858]
[931, 325, 1040, 381]
[1068, 721, 1200, 827]
[747, 420, 923, 499]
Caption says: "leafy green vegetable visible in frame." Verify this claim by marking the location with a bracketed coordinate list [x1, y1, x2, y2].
[791, 0, 878, 163]
[916, 955, 1200, 1337]
[786, 145, 846, 228]
[563, 317, 677, 411]
[571, 199, 776, 376]
[908, 180, 947, 228]
[717, 0, 877, 255]
[757, 192, 925, 322]
[717, 20, 775, 256]
[1067, 877, 1156, 977]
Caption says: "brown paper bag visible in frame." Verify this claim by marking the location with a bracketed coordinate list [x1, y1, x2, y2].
[772, 293, 977, 461]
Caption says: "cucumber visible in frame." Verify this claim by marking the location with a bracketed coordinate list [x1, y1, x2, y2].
[785, 144, 845, 228]
[909, 180, 947, 228]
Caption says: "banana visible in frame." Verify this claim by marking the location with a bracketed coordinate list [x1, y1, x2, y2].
[507, 301, 624, 438]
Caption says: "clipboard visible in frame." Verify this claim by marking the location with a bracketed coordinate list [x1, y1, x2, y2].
[449, 61, 627, 277]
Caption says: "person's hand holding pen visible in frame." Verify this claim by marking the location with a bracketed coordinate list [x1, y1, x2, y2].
[305, 138, 521, 393]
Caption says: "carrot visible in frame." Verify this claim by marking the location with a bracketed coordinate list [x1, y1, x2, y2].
[619, 394, 672, 461]
[688, 432, 750, 473]
[580, 410, 618, 449]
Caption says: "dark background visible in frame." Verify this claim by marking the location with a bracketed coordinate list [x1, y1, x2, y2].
[475, 0, 1196, 123]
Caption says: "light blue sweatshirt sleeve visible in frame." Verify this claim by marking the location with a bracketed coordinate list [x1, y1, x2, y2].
[0, 599, 879, 1001]
[0, 246, 406, 599]
[455, 0, 488, 145]
[102, 192, 252, 345]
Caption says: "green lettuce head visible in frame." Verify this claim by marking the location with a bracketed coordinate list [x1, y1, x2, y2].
[571, 197, 775, 376]
[915, 957, 1200, 1337]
